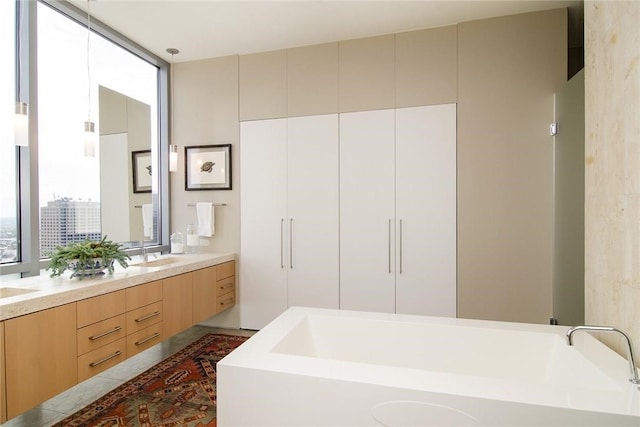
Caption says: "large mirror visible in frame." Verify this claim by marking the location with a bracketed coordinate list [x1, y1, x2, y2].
[99, 86, 158, 247]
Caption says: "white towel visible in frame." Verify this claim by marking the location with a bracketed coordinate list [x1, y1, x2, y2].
[196, 202, 214, 237]
[142, 204, 154, 238]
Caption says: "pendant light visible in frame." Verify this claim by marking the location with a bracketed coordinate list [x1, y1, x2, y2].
[14, 1, 28, 147]
[84, 0, 96, 157]
[15, 102, 28, 147]
[169, 143, 178, 172]
[167, 48, 179, 172]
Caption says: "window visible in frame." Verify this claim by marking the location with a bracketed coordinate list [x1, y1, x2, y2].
[0, 0, 17, 265]
[0, 0, 168, 276]
[37, 2, 159, 257]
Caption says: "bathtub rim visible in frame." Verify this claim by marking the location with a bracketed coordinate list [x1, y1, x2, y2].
[220, 306, 640, 418]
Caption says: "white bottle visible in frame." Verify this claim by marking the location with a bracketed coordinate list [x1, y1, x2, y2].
[170, 232, 184, 254]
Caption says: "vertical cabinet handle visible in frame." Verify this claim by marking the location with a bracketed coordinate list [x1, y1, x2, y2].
[280, 218, 284, 269]
[289, 218, 294, 269]
[399, 219, 403, 274]
[388, 219, 392, 273]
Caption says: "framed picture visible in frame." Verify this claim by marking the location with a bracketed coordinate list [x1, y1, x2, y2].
[185, 144, 232, 191]
[132, 150, 152, 193]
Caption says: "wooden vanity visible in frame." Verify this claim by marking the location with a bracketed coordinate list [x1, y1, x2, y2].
[0, 253, 235, 422]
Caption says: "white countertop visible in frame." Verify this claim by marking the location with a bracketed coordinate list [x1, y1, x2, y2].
[0, 252, 235, 321]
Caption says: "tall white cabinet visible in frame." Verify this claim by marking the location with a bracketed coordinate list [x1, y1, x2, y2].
[339, 109, 397, 313]
[340, 104, 457, 317]
[240, 105, 456, 329]
[395, 104, 457, 316]
[240, 114, 339, 330]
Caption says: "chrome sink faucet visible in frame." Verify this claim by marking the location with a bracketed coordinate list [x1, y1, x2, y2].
[140, 240, 149, 263]
[140, 240, 157, 263]
[566, 325, 640, 384]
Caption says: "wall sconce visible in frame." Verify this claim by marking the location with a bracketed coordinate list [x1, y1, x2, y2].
[169, 144, 178, 172]
[14, 102, 28, 147]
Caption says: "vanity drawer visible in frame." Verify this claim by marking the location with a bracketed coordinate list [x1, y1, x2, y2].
[77, 314, 126, 356]
[216, 276, 235, 297]
[78, 338, 126, 382]
[126, 301, 162, 333]
[127, 323, 163, 357]
[77, 290, 125, 328]
[216, 292, 235, 313]
[217, 261, 235, 280]
[125, 280, 162, 311]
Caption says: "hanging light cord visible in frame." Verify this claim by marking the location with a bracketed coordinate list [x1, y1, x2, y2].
[86, 0, 92, 122]
[16, 1, 23, 104]
[166, 48, 179, 144]
[170, 52, 174, 143]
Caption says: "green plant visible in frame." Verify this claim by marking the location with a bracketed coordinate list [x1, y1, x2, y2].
[47, 236, 131, 279]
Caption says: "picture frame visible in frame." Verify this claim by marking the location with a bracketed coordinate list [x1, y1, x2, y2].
[185, 144, 232, 191]
[132, 150, 152, 193]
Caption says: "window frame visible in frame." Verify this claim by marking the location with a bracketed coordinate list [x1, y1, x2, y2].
[1, 0, 170, 277]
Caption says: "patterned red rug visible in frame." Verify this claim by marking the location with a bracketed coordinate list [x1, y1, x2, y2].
[52, 333, 249, 427]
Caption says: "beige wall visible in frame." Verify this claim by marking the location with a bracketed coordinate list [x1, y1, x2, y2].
[173, 9, 567, 327]
[584, 1, 640, 358]
[457, 9, 567, 323]
[288, 42, 340, 117]
[239, 50, 287, 120]
[171, 55, 240, 328]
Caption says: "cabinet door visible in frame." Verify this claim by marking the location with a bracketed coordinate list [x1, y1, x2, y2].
[287, 114, 339, 309]
[77, 337, 127, 382]
[76, 290, 125, 328]
[193, 266, 218, 324]
[125, 280, 162, 312]
[163, 273, 193, 337]
[215, 262, 236, 314]
[340, 109, 396, 312]
[395, 104, 457, 317]
[216, 279, 236, 313]
[126, 323, 163, 357]
[126, 302, 162, 334]
[5, 303, 77, 419]
[240, 119, 288, 329]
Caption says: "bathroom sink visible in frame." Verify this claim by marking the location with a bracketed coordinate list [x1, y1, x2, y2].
[131, 256, 180, 267]
[0, 287, 38, 299]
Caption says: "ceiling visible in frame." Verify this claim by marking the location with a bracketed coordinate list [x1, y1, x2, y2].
[68, 0, 582, 64]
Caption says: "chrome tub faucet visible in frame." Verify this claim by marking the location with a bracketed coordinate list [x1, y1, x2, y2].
[566, 325, 640, 385]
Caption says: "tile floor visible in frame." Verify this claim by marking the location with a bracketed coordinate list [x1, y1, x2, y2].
[2, 325, 256, 427]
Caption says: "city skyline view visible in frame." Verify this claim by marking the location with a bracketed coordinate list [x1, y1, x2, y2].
[0, 197, 104, 264]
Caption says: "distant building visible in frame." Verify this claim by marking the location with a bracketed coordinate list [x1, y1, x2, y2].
[40, 198, 102, 257]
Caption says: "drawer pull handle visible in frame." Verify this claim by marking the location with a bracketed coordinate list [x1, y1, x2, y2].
[89, 350, 122, 367]
[135, 332, 161, 346]
[220, 298, 233, 306]
[89, 326, 122, 341]
[135, 311, 160, 323]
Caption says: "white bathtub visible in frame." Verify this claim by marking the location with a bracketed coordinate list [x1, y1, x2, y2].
[217, 307, 640, 426]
